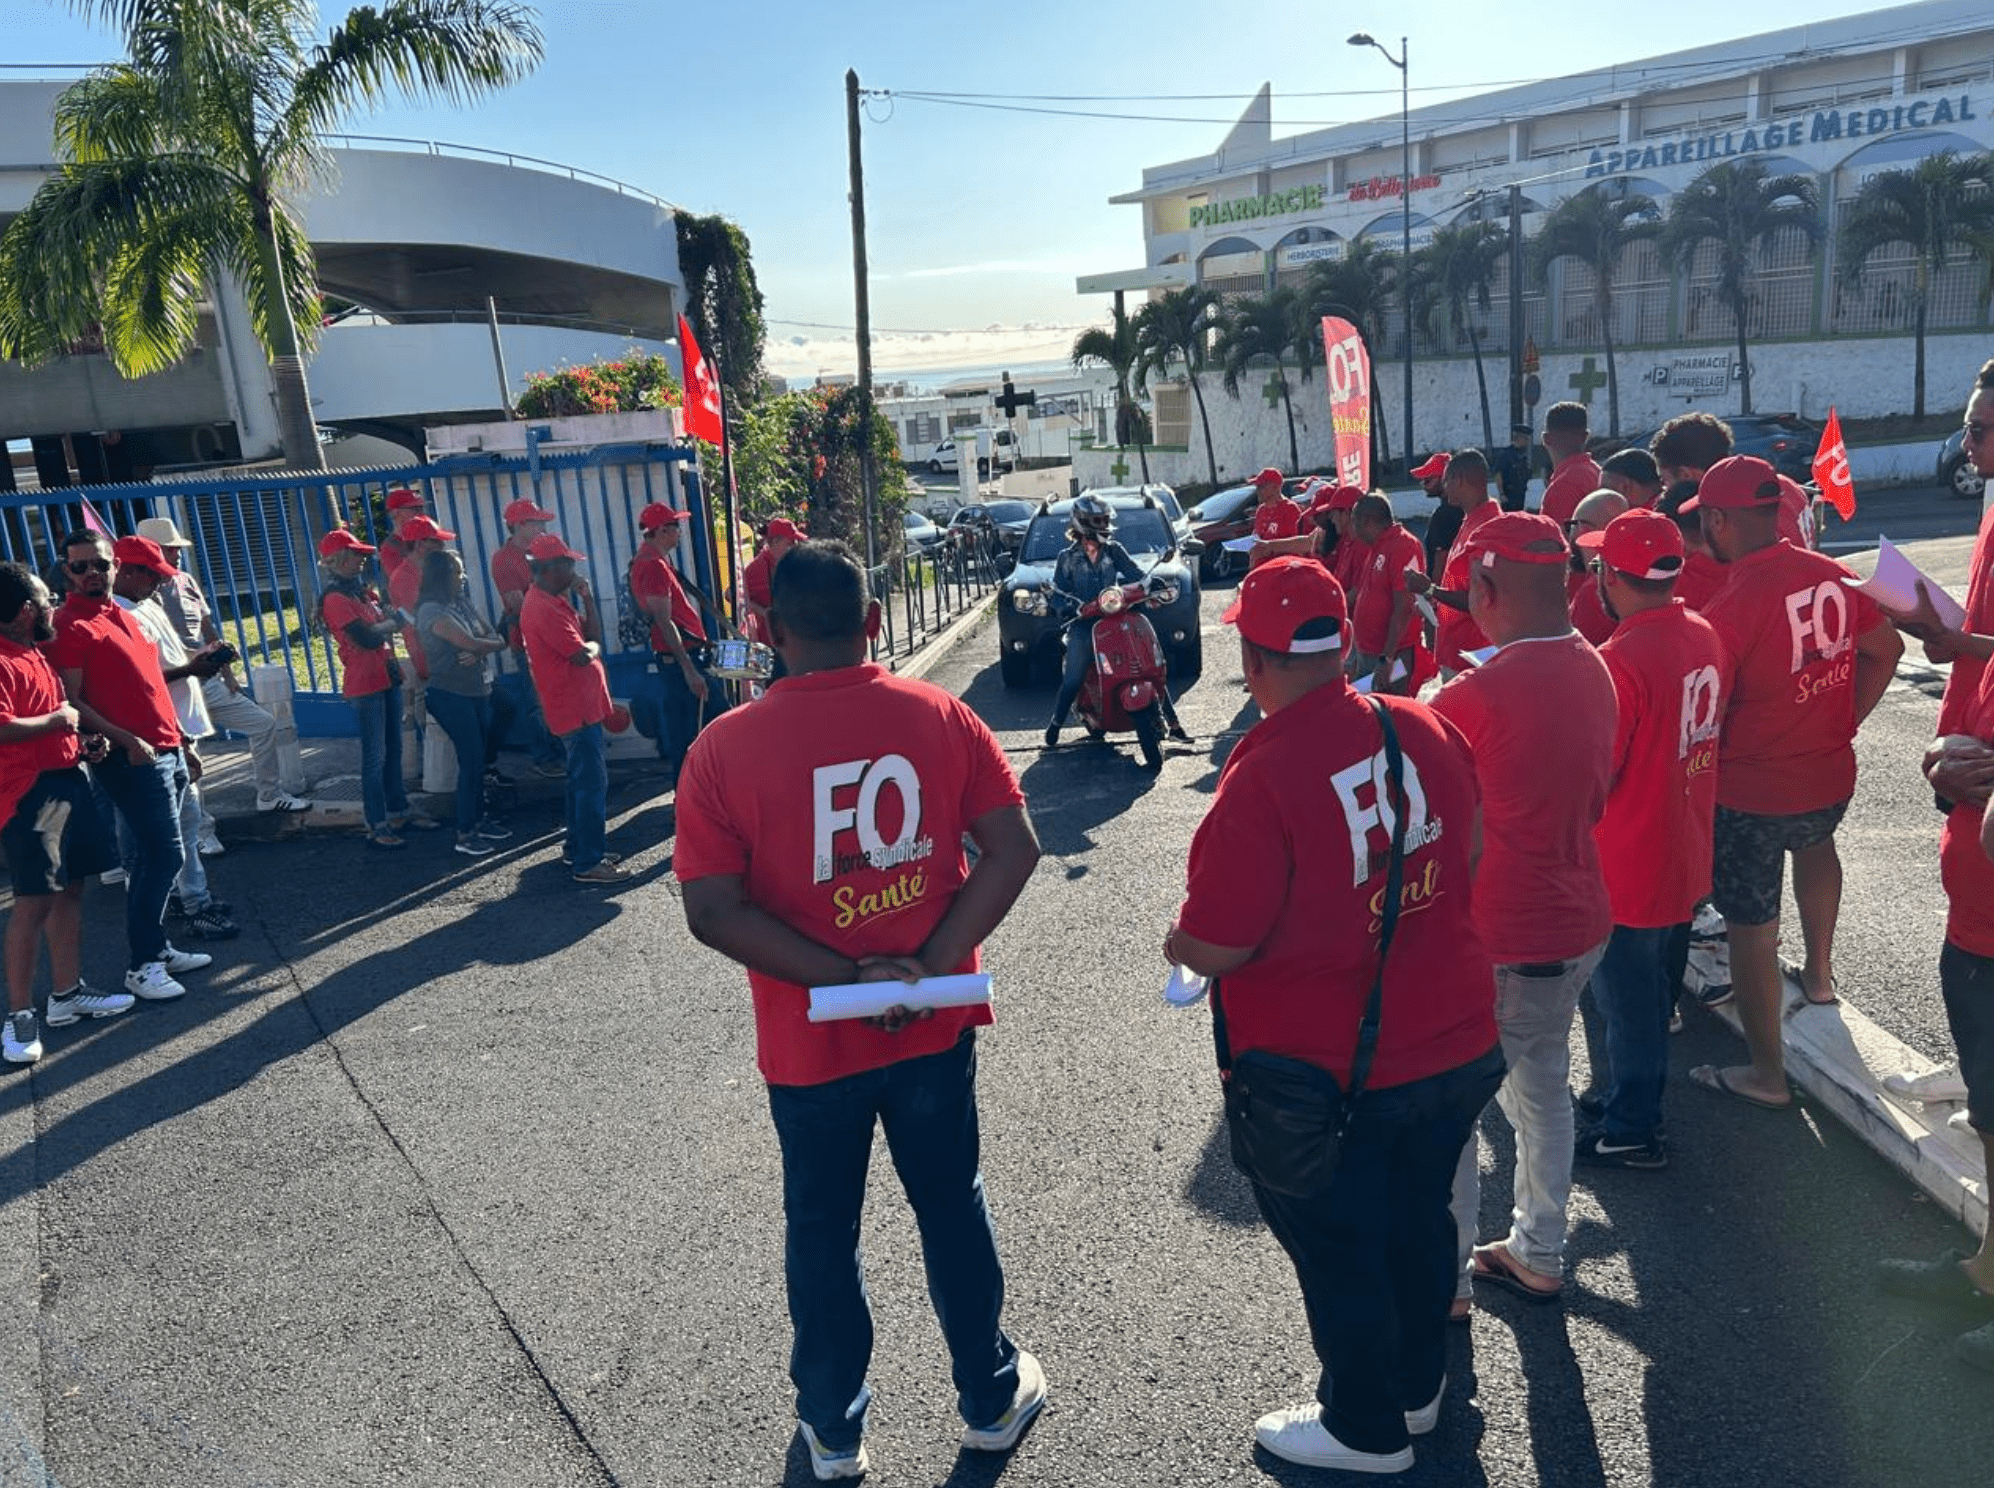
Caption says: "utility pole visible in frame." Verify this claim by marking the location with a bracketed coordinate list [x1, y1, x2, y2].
[486, 296, 515, 419]
[1507, 183, 1525, 429]
[1398, 35, 1412, 473]
[845, 69, 879, 573]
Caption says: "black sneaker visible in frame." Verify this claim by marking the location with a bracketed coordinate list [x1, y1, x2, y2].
[1574, 1090, 1606, 1124]
[1694, 981, 1734, 1009]
[168, 894, 232, 918]
[181, 905, 241, 941]
[1043, 723, 1060, 749]
[1574, 1131, 1668, 1171]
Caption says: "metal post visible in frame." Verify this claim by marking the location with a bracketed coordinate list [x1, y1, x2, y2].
[846, 69, 879, 573]
[1507, 182, 1525, 428]
[486, 296, 514, 419]
[1399, 36, 1413, 473]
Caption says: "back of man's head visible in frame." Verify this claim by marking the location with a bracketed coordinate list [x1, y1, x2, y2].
[1447, 448, 1490, 486]
[1351, 494, 1393, 533]
[771, 540, 870, 642]
[1544, 402, 1589, 452]
[0, 560, 36, 624]
[1651, 412, 1733, 477]
[1600, 446, 1661, 491]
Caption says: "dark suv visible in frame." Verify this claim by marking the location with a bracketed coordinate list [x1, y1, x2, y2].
[996, 494, 1203, 688]
[1617, 413, 1819, 482]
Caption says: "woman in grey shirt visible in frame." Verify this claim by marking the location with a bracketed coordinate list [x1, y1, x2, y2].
[416, 549, 511, 857]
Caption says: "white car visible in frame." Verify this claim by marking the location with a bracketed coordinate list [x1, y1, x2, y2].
[928, 429, 1018, 476]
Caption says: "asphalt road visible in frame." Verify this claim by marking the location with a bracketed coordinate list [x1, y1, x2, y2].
[3, 482, 1992, 1487]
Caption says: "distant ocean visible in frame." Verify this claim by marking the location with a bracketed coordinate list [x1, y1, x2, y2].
[877, 357, 1088, 394]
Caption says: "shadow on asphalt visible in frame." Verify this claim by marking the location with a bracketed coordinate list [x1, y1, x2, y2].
[1183, 1108, 1261, 1228]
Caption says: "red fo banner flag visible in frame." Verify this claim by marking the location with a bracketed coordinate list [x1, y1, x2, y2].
[1320, 316, 1372, 491]
[1812, 406, 1857, 520]
[678, 314, 724, 446]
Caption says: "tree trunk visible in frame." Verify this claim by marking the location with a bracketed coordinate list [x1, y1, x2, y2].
[1914, 264, 1930, 419]
[1600, 284, 1621, 438]
[1188, 365, 1218, 485]
[1733, 295, 1753, 416]
[1467, 322, 1493, 450]
[251, 215, 326, 471]
[1279, 373, 1300, 474]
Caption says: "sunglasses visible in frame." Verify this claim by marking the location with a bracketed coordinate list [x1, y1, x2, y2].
[65, 558, 112, 574]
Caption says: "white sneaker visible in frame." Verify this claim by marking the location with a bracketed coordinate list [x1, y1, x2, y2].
[3, 1010, 42, 1065]
[44, 983, 136, 1027]
[99, 868, 126, 886]
[1691, 904, 1727, 942]
[196, 832, 224, 857]
[1405, 1377, 1445, 1436]
[160, 944, 212, 975]
[256, 791, 312, 812]
[124, 962, 186, 1001]
[797, 1422, 869, 1481]
[1883, 1069, 1971, 1105]
[962, 1350, 1047, 1452]
[1951, 1109, 1976, 1135]
[1254, 1403, 1414, 1473]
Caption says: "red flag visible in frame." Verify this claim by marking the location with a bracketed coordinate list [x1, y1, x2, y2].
[1812, 407, 1856, 520]
[677, 314, 724, 446]
[1319, 317, 1372, 491]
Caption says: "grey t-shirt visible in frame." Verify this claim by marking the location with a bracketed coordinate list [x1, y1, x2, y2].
[416, 599, 495, 697]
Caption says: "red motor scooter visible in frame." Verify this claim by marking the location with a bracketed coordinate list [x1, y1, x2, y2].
[1028, 576, 1179, 772]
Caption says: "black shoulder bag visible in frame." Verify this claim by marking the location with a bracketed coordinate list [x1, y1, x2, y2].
[1213, 696, 1409, 1199]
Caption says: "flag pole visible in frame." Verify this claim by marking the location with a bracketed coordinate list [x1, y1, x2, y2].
[714, 352, 743, 627]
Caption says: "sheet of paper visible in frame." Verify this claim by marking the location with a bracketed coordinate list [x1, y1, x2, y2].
[807, 973, 992, 1023]
[1162, 965, 1209, 1007]
[1413, 594, 1438, 626]
[1353, 656, 1410, 693]
[1459, 645, 1499, 668]
[1222, 535, 1259, 553]
[1843, 537, 1968, 631]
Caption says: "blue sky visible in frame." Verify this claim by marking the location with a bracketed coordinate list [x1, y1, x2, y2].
[9, 0, 1901, 378]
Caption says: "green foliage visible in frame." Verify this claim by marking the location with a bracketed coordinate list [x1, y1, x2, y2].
[1528, 188, 1660, 435]
[1214, 287, 1310, 471]
[1134, 286, 1222, 485]
[733, 386, 908, 557]
[675, 210, 768, 410]
[515, 350, 682, 418]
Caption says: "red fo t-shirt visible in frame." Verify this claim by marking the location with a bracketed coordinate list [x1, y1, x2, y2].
[1938, 504, 1994, 736]
[0, 637, 81, 825]
[1568, 568, 1618, 646]
[49, 595, 181, 749]
[387, 557, 427, 680]
[1329, 533, 1372, 604]
[1250, 498, 1306, 563]
[1700, 540, 1885, 815]
[1432, 633, 1616, 963]
[630, 549, 707, 649]
[673, 664, 1026, 1087]
[321, 584, 396, 697]
[1352, 524, 1426, 659]
[1940, 661, 1994, 956]
[1541, 452, 1603, 527]
[1593, 603, 1729, 928]
[1435, 500, 1499, 671]
[1676, 550, 1728, 612]
[520, 585, 612, 736]
[744, 547, 778, 610]
[1179, 682, 1495, 1087]
[491, 543, 533, 651]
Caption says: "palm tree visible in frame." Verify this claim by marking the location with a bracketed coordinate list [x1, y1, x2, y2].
[1215, 287, 1307, 473]
[1837, 151, 1994, 419]
[1304, 241, 1397, 467]
[1071, 299, 1149, 482]
[1408, 220, 1507, 447]
[1133, 286, 1221, 485]
[0, 0, 543, 471]
[1659, 160, 1822, 415]
[1531, 188, 1660, 437]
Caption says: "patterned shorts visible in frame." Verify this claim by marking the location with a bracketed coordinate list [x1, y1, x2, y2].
[1710, 800, 1849, 928]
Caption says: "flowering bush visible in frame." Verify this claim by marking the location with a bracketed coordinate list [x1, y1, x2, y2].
[516, 350, 683, 418]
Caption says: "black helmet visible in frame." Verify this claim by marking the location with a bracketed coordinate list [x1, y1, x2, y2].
[1071, 495, 1114, 537]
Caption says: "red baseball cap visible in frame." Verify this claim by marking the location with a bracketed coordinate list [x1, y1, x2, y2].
[1463, 511, 1570, 568]
[502, 498, 556, 526]
[1411, 453, 1450, 482]
[111, 535, 172, 576]
[766, 516, 805, 542]
[385, 488, 425, 512]
[318, 528, 376, 559]
[396, 515, 456, 543]
[1678, 455, 1783, 514]
[1252, 466, 1285, 489]
[1221, 555, 1347, 655]
[1576, 509, 1685, 579]
[527, 533, 585, 564]
[639, 503, 688, 532]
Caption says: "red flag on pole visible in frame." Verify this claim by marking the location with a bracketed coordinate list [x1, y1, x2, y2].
[678, 314, 724, 446]
[1319, 316, 1372, 491]
[1812, 406, 1857, 520]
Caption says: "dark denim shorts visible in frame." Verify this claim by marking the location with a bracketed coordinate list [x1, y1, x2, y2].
[1940, 942, 1994, 1135]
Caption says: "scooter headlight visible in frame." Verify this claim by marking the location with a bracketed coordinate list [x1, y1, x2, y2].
[1099, 586, 1125, 615]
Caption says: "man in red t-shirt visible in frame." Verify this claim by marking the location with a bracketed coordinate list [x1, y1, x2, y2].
[1539, 402, 1602, 527]
[1321, 485, 1371, 600]
[1346, 494, 1429, 695]
[1599, 447, 1664, 510]
[1565, 488, 1627, 646]
[1685, 456, 1902, 1110]
[491, 498, 565, 776]
[1570, 511, 1728, 1167]
[630, 503, 724, 777]
[674, 541, 1045, 1477]
[1245, 466, 1305, 567]
[1656, 483, 1729, 610]
[742, 515, 803, 630]
[0, 561, 131, 1065]
[520, 534, 629, 884]
[1169, 556, 1500, 1473]
[1407, 449, 1499, 675]
[1431, 512, 1616, 1306]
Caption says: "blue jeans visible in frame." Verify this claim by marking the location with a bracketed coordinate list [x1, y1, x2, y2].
[1588, 922, 1690, 1143]
[655, 651, 725, 769]
[562, 722, 608, 871]
[96, 749, 187, 968]
[351, 686, 410, 832]
[511, 663, 564, 766]
[765, 1031, 1019, 1450]
[1251, 1046, 1505, 1456]
[1050, 618, 1096, 726]
[425, 690, 491, 834]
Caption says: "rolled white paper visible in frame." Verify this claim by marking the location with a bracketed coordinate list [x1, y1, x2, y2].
[1223, 535, 1260, 553]
[1163, 965, 1209, 1007]
[807, 973, 993, 1023]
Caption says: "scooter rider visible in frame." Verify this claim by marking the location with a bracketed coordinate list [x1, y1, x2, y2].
[1043, 496, 1189, 748]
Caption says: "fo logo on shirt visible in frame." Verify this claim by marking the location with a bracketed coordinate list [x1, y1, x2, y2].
[812, 755, 935, 884]
[1329, 749, 1436, 888]
[1679, 664, 1722, 761]
[1784, 582, 1852, 673]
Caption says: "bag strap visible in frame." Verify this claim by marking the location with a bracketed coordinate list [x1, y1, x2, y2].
[1211, 695, 1409, 1083]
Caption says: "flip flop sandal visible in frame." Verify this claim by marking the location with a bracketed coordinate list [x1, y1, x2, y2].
[1470, 1243, 1562, 1304]
[1689, 1064, 1792, 1111]
[1780, 959, 1840, 1006]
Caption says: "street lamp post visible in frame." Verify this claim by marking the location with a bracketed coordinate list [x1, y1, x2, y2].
[1349, 31, 1413, 472]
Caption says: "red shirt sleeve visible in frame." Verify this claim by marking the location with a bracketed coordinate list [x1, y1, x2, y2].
[47, 618, 85, 673]
[673, 732, 750, 881]
[745, 551, 773, 609]
[1178, 767, 1291, 952]
[957, 702, 1027, 822]
[321, 591, 362, 632]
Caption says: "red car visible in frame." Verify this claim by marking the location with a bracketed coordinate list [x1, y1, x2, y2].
[1187, 479, 1311, 581]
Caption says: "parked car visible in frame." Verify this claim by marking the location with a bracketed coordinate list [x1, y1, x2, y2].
[1185, 481, 1310, 580]
[928, 428, 1019, 477]
[902, 509, 943, 553]
[997, 493, 1204, 688]
[1615, 413, 1819, 482]
[1939, 425, 1986, 501]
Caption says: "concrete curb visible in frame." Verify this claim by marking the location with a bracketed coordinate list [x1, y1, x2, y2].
[892, 597, 997, 685]
[1687, 946, 1987, 1239]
